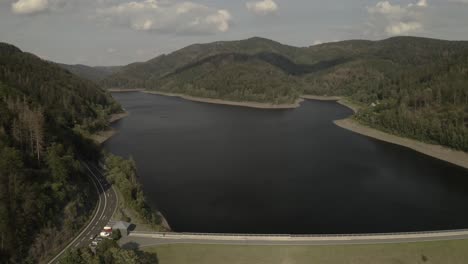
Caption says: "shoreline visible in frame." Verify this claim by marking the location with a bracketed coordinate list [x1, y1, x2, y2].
[90, 111, 129, 145]
[108, 88, 145, 93]
[142, 90, 303, 109]
[300, 95, 360, 113]
[302, 95, 468, 170]
[334, 118, 468, 170]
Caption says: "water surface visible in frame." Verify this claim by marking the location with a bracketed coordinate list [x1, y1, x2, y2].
[105, 92, 468, 234]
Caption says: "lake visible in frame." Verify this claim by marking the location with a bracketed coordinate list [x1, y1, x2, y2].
[105, 92, 468, 234]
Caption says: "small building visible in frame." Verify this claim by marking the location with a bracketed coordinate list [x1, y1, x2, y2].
[112, 221, 131, 236]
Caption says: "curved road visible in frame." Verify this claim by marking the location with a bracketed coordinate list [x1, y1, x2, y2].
[48, 162, 118, 264]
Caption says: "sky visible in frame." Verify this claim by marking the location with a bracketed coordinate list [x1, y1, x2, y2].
[1, 0, 468, 66]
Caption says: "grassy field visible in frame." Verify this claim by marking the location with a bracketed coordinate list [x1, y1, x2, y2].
[144, 239, 468, 264]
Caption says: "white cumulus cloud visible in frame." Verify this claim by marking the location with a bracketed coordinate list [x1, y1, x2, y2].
[246, 0, 278, 15]
[385, 21, 422, 35]
[96, 0, 232, 35]
[11, 0, 67, 15]
[417, 0, 428, 7]
[11, 0, 49, 14]
[366, 0, 427, 37]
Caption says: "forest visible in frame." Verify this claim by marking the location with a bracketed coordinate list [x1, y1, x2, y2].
[61, 239, 158, 264]
[304, 37, 468, 151]
[0, 43, 120, 263]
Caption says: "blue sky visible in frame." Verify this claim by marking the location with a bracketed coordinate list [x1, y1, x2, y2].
[1, 0, 468, 66]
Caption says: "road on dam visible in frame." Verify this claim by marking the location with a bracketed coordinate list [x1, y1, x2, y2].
[120, 230, 468, 249]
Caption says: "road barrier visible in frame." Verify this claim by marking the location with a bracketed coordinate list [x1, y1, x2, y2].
[130, 228, 468, 238]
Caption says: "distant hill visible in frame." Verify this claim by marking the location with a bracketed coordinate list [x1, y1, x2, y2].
[58, 63, 121, 82]
[101, 36, 468, 151]
[0, 42, 120, 262]
[100, 37, 305, 90]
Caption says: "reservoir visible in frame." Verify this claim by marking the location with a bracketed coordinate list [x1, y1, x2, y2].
[105, 92, 468, 234]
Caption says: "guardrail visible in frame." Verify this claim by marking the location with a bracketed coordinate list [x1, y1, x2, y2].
[129, 228, 468, 238]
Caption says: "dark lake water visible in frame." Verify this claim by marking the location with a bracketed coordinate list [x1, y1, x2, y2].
[105, 92, 468, 234]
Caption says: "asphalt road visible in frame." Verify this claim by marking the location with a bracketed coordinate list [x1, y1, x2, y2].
[120, 230, 468, 250]
[48, 162, 118, 264]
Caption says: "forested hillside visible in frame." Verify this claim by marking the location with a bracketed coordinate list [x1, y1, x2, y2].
[0, 43, 121, 263]
[102, 36, 468, 151]
[305, 37, 468, 151]
[156, 53, 307, 104]
[100, 37, 303, 89]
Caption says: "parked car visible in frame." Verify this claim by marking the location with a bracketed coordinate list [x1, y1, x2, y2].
[91, 241, 98, 246]
[89, 234, 96, 240]
[100, 231, 110, 238]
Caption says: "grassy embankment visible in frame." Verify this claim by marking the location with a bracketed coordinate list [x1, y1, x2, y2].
[144, 239, 468, 264]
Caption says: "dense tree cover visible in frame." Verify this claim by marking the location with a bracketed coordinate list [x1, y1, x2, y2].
[100, 37, 302, 89]
[102, 36, 468, 151]
[60, 239, 158, 264]
[304, 37, 468, 151]
[104, 154, 161, 227]
[0, 43, 121, 133]
[0, 43, 121, 263]
[157, 53, 302, 104]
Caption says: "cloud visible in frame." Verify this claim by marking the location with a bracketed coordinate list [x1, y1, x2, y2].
[385, 21, 422, 35]
[246, 0, 278, 15]
[408, 0, 428, 7]
[417, 0, 428, 7]
[366, 0, 427, 37]
[96, 0, 232, 35]
[11, 0, 68, 15]
[11, 0, 49, 14]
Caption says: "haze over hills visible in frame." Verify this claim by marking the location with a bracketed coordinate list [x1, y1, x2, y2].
[97, 36, 468, 152]
[58, 63, 122, 82]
